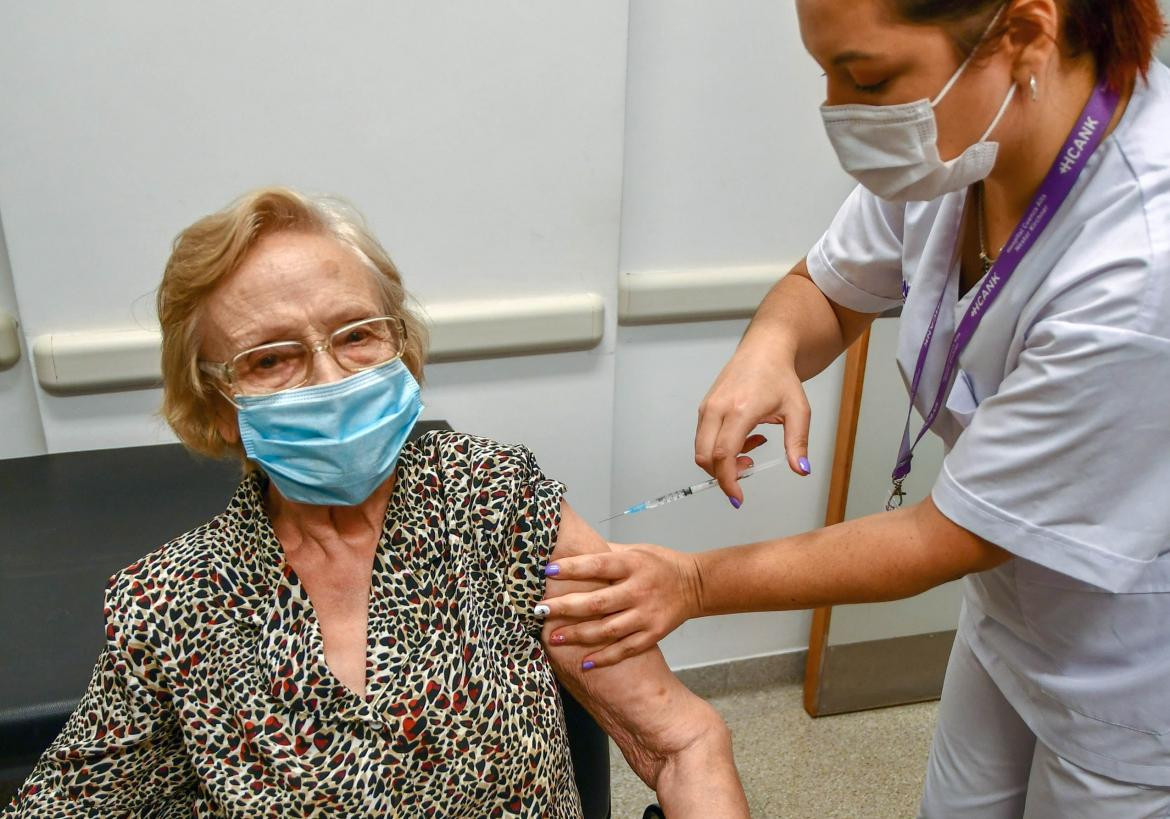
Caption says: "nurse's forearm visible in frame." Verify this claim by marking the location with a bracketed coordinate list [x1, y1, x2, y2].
[742, 259, 876, 381]
[693, 496, 1010, 616]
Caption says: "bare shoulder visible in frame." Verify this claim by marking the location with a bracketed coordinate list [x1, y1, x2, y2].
[549, 502, 608, 561]
[542, 504, 613, 638]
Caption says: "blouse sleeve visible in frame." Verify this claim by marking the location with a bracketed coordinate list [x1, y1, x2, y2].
[932, 319, 1170, 592]
[3, 575, 196, 817]
[462, 438, 566, 635]
[805, 184, 907, 313]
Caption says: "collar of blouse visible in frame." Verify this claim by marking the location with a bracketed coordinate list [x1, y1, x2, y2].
[197, 447, 428, 721]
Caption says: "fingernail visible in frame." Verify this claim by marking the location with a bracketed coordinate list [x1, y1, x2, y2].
[551, 634, 566, 645]
[533, 604, 550, 617]
[543, 564, 560, 577]
[799, 457, 812, 475]
[582, 660, 595, 671]
[729, 497, 741, 509]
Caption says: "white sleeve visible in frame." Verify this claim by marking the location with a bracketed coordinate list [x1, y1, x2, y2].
[932, 320, 1170, 592]
[805, 184, 906, 313]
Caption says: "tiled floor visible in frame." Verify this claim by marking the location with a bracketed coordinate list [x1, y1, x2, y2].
[609, 681, 939, 818]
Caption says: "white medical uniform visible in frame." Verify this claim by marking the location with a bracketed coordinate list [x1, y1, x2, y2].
[807, 62, 1170, 814]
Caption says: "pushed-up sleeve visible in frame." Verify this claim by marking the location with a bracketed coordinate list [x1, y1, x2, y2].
[806, 184, 907, 314]
[933, 320, 1170, 592]
[461, 438, 566, 636]
[3, 573, 196, 817]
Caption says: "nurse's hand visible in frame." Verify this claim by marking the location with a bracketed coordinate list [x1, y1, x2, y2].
[695, 347, 812, 505]
[539, 542, 701, 668]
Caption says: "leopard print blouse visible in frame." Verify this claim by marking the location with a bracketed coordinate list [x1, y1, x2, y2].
[4, 431, 583, 818]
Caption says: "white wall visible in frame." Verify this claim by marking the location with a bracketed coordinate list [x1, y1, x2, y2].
[619, 0, 852, 272]
[1161, 1, 1170, 65]
[609, 322, 845, 667]
[0, 1, 629, 522]
[612, 0, 855, 667]
[829, 317, 960, 646]
[0, 215, 47, 459]
[0, 1, 864, 670]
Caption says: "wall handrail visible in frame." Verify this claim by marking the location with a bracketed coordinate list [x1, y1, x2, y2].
[32, 292, 605, 394]
[617, 264, 789, 325]
[0, 311, 22, 371]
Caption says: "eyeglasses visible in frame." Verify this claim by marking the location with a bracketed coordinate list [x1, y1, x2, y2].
[199, 316, 407, 396]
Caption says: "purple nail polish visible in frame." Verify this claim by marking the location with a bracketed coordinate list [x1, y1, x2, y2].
[582, 660, 595, 671]
[544, 564, 560, 577]
[798, 457, 812, 475]
[729, 497, 742, 509]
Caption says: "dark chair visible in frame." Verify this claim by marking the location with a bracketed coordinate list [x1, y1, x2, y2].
[0, 423, 610, 816]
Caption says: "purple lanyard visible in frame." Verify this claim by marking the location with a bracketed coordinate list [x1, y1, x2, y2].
[886, 81, 1120, 511]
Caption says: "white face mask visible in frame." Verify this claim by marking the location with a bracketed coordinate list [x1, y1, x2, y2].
[820, 10, 1017, 202]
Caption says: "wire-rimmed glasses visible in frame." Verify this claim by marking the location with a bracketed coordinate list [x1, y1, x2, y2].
[199, 316, 407, 397]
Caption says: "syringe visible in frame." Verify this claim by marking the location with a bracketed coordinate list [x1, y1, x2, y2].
[602, 457, 788, 522]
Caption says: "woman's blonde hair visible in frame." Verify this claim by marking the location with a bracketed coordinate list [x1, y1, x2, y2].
[158, 186, 428, 461]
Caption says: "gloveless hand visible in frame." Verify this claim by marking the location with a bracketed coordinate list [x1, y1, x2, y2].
[695, 345, 813, 505]
[538, 542, 703, 669]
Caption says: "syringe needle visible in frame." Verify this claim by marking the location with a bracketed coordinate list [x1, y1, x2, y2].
[600, 457, 788, 523]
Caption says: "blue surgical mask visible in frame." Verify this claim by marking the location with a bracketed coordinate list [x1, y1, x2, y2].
[235, 358, 423, 506]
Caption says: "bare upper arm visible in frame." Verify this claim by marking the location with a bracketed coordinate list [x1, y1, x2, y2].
[541, 503, 749, 814]
[915, 494, 1012, 578]
[541, 502, 619, 656]
[540, 502, 716, 777]
[788, 258, 881, 350]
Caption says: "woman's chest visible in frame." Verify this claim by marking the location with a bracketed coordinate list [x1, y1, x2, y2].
[289, 552, 376, 697]
[169, 563, 570, 816]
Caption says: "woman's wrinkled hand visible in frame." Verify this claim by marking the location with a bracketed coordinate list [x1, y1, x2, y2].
[538, 542, 702, 668]
[695, 348, 813, 506]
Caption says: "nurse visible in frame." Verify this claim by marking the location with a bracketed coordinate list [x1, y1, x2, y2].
[539, 0, 1170, 815]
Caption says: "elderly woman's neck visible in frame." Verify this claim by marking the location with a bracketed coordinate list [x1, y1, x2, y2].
[267, 476, 396, 559]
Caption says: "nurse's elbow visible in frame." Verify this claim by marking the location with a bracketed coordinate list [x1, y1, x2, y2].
[914, 497, 1012, 580]
[969, 540, 1012, 573]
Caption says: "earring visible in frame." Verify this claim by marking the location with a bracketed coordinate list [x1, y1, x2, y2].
[1029, 74, 1039, 101]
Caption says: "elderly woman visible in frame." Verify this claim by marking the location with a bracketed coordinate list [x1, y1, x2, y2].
[3, 188, 748, 818]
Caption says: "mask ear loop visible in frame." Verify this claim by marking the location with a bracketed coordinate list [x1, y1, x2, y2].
[979, 81, 1019, 141]
[931, 2, 1010, 108]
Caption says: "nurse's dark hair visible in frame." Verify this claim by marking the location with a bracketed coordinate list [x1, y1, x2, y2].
[891, 0, 1166, 92]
